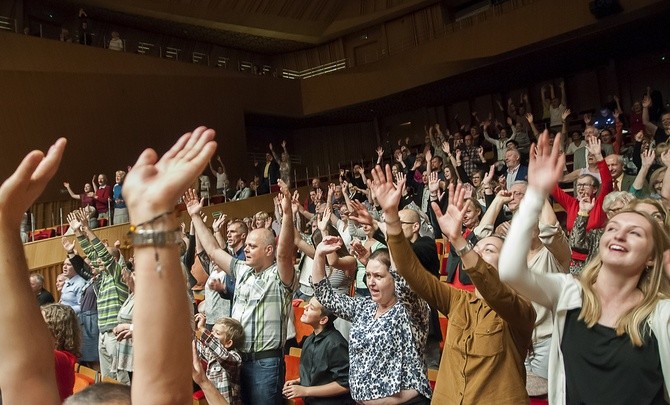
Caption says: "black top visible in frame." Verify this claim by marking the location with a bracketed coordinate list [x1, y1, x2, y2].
[37, 289, 55, 306]
[561, 308, 666, 405]
[411, 236, 440, 278]
[299, 325, 354, 405]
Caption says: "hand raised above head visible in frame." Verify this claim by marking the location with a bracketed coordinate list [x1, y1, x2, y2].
[124, 127, 216, 224]
[527, 130, 565, 195]
[431, 182, 467, 242]
[183, 189, 203, 217]
[368, 165, 405, 213]
[315, 235, 342, 256]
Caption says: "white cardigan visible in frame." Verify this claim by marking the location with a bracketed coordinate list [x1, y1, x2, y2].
[498, 186, 670, 404]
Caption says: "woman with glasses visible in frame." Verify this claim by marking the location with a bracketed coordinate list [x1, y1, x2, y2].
[569, 191, 634, 273]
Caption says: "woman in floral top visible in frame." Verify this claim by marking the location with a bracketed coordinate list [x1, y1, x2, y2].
[312, 238, 431, 404]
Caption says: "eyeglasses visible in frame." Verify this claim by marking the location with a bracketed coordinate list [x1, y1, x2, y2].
[400, 221, 417, 225]
[576, 183, 594, 188]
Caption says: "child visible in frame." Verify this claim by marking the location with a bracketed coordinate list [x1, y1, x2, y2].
[194, 314, 243, 405]
[283, 297, 353, 405]
[42, 303, 82, 401]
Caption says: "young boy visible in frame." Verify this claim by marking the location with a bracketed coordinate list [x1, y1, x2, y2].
[283, 297, 354, 405]
[194, 314, 244, 405]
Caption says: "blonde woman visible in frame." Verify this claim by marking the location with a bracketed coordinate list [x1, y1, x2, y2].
[499, 131, 670, 404]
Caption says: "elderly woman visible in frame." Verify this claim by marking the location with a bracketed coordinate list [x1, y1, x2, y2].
[569, 190, 635, 273]
[312, 237, 431, 404]
[500, 131, 670, 404]
[367, 164, 535, 404]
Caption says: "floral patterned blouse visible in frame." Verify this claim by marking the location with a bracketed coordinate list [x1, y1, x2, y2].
[313, 272, 431, 401]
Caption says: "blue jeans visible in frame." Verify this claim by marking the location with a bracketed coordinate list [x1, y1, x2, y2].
[241, 356, 284, 405]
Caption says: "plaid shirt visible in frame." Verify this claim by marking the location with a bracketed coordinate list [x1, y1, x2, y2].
[78, 236, 128, 332]
[460, 146, 480, 179]
[230, 259, 297, 353]
[196, 330, 242, 405]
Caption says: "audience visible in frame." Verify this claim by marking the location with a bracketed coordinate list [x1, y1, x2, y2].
[108, 31, 123, 51]
[7, 77, 670, 405]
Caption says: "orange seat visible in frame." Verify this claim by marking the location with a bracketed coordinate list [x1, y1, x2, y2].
[284, 354, 304, 405]
[73, 373, 94, 393]
[439, 314, 448, 350]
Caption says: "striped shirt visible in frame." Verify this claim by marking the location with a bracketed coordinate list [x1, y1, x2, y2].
[78, 236, 128, 332]
[230, 259, 297, 353]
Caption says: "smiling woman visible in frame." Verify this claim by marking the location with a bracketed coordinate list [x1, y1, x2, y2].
[499, 131, 670, 405]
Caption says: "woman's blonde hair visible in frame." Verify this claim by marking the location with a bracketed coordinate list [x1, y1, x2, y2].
[578, 210, 670, 346]
[42, 303, 82, 357]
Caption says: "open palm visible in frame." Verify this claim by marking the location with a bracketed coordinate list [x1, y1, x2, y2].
[123, 127, 216, 224]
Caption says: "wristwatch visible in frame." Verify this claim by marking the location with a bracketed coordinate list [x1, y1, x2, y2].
[455, 241, 474, 257]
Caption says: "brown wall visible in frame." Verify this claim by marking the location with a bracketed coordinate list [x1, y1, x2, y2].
[0, 32, 302, 203]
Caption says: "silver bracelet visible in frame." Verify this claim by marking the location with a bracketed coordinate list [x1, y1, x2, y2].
[131, 228, 182, 247]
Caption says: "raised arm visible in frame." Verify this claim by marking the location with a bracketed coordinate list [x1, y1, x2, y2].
[559, 80, 567, 106]
[124, 126, 216, 404]
[632, 148, 654, 194]
[63, 182, 81, 199]
[184, 189, 234, 275]
[642, 95, 658, 134]
[498, 131, 568, 309]
[0, 138, 66, 405]
[660, 151, 670, 201]
[526, 113, 540, 137]
[276, 180, 297, 286]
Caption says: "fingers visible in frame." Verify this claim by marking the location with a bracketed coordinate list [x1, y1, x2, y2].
[133, 148, 159, 169]
[30, 138, 67, 186]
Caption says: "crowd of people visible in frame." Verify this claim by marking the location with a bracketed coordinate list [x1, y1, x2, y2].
[3, 83, 670, 405]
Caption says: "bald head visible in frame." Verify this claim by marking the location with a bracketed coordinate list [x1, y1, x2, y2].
[398, 209, 421, 241]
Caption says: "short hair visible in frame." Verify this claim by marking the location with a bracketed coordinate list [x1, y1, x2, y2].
[229, 220, 248, 235]
[510, 180, 528, 190]
[506, 139, 519, 148]
[606, 154, 624, 165]
[42, 303, 82, 358]
[368, 248, 391, 268]
[64, 383, 131, 404]
[603, 191, 634, 211]
[431, 155, 443, 165]
[30, 273, 45, 287]
[213, 317, 245, 350]
[506, 149, 520, 159]
[577, 174, 600, 189]
[319, 304, 337, 329]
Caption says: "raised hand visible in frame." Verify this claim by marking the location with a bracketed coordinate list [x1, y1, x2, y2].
[367, 165, 405, 213]
[495, 189, 513, 204]
[269, 143, 273, 151]
[642, 95, 652, 109]
[441, 141, 450, 155]
[317, 206, 331, 232]
[482, 164, 495, 185]
[431, 183, 467, 241]
[61, 236, 75, 252]
[641, 149, 655, 168]
[67, 211, 83, 231]
[315, 235, 343, 257]
[506, 117, 513, 127]
[428, 172, 440, 194]
[212, 214, 227, 232]
[525, 112, 534, 124]
[0, 138, 66, 228]
[350, 239, 370, 265]
[349, 200, 373, 226]
[277, 178, 289, 195]
[561, 108, 571, 121]
[579, 197, 595, 213]
[527, 130, 565, 194]
[281, 140, 287, 149]
[124, 127, 216, 225]
[634, 130, 645, 143]
[586, 136, 603, 161]
[376, 146, 384, 158]
[183, 189, 203, 217]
